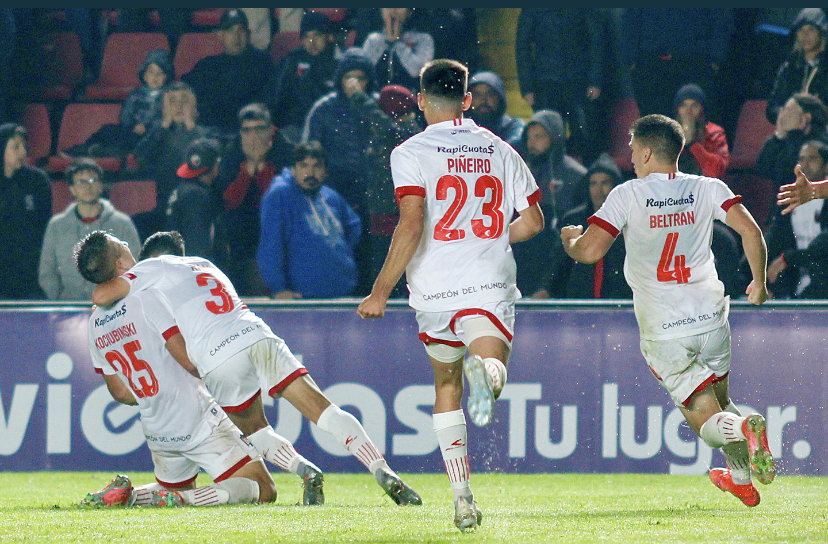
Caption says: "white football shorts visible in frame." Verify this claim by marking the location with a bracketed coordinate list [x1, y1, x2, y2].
[416, 300, 515, 352]
[203, 337, 308, 412]
[640, 322, 731, 407]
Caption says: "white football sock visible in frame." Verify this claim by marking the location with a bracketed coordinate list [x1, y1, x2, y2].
[434, 409, 472, 501]
[316, 404, 388, 480]
[699, 412, 746, 448]
[132, 482, 164, 506]
[247, 426, 319, 476]
[178, 478, 260, 506]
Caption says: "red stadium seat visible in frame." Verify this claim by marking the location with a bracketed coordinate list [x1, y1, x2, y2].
[85, 32, 170, 101]
[305, 8, 347, 23]
[50, 180, 72, 215]
[271, 31, 301, 65]
[729, 99, 776, 172]
[191, 9, 229, 28]
[608, 98, 640, 173]
[40, 32, 86, 102]
[173, 32, 224, 79]
[47, 102, 123, 174]
[107, 180, 157, 216]
[21, 104, 53, 166]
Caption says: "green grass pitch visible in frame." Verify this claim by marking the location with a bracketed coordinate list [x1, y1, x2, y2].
[0, 472, 826, 543]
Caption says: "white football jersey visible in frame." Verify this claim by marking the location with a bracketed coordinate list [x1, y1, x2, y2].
[120, 255, 278, 375]
[591, 171, 741, 340]
[390, 117, 541, 312]
[88, 289, 221, 448]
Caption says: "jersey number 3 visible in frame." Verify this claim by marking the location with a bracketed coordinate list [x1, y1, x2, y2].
[196, 272, 235, 314]
[433, 174, 505, 241]
[657, 232, 691, 283]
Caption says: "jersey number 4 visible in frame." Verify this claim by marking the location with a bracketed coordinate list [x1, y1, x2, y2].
[105, 340, 159, 398]
[657, 232, 691, 284]
[434, 174, 505, 241]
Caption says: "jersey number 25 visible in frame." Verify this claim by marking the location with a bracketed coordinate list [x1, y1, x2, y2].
[434, 174, 505, 241]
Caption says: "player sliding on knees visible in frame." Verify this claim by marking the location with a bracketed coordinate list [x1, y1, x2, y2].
[358, 59, 544, 531]
[80, 230, 421, 508]
[561, 114, 775, 507]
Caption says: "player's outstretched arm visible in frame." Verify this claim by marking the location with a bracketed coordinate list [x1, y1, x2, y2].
[560, 224, 615, 264]
[357, 194, 424, 319]
[725, 202, 768, 305]
[509, 202, 544, 243]
[103, 374, 137, 406]
[778, 164, 828, 215]
[92, 277, 130, 307]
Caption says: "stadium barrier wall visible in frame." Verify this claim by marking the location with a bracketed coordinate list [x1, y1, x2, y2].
[0, 300, 824, 475]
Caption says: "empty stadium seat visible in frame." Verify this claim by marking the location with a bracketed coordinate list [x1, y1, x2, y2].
[728, 99, 776, 172]
[173, 32, 224, 78]
[21, 104, 53, 165]
[271, 31, 301, 65]
[305, 8, 347, 22]
[85, 32, 170, 101]
[608, 97, 640, 173]
[191, 8, 229, 28]
[47, 102, 123, 174]
[40, 32, 86, 102]
[107, 180, 157, 215]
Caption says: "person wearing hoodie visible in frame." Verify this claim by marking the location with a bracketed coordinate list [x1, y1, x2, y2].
[360, 8, 434, 93]
[537, 153, 631, 299]
[516, 109, 587, 230]
[673, 83, 731, 179]
[0, 123, 51, 299]
[38, 158, 140, 300]
[766, 8, 828, 125]
[302, 48, 380, 295]
[467, 71, 525, 148]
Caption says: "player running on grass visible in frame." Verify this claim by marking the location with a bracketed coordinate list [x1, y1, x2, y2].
[78, 234, 275, 508]
[561, 114, 775, 506]
[83, 230, 421, 507]
[357, 58, 544, 531]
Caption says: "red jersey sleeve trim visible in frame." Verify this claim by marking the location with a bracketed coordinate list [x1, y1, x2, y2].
[123, 272, 137, 280]
[721, 195, 742, 212]
[526, 189, 542, 207]
[94, 367, 104, 374]
[395, 186, 426, 205]
[162, 326, 180, 341]
[267, 368, 309, 397]
[587, 215, 620, 238]
[222, 390, 262, 413]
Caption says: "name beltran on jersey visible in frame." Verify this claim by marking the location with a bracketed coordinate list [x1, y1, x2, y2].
[646, 193, 696, 229]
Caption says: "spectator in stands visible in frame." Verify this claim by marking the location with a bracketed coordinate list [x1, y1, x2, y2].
[365, 84, 423, 299]
[756, 93, 828, 196]
[515, 109, 587, 230]
[213, 103, 292, 296]
[673, 83, 731, 178]
[468, 71, 525, 148]
[182, 9, 275, 136]
[417, 9, 480, 74]
[65, 49, 174, 159]
[39, 158, 140, 300]
[257, 141, 361, 299]
[766, 8, 828, 125]
[765, 139, 828, 299]
[515, 8, 606, 164]
[133, 81, 215, 239]
[360, 8, 434, 93]
[0, 123, 51, 299]
[302, 49, 379, 295]
[166, 138, 223, 260]
[536, 153, 631, 299]
[259, 10, 337, 143]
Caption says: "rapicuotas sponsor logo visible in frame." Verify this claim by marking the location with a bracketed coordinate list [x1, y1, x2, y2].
[645, 193, 695, 208]
[93, 303, 127, 328]
[436, 144, 495, 155]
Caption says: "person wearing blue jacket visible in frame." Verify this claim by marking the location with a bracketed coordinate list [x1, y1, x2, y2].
[257, 141, 361, 299]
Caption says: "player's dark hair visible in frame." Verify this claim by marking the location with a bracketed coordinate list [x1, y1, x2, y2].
[419, 59, 468, 101]
[140, 230, 185, 260]
[292, 140, 326, 167]
[803, 139, 828, 165]
[792, 92, 828, 134]
[74, 231, 120, 284]
[630, 114, 685, 163]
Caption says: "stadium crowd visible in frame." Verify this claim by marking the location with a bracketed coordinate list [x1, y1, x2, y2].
[0, 8, 825, 302]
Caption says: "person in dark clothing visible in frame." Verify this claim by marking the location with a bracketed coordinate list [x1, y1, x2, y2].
[258, 10, 337, 143]
[467, 71, 525, 148]
[0, 123, 51, 299]
[766, 8, 828, 125]
[166, 138, 223, 260]
[537, 153, 631, 299]
[181, 9, 275, 137]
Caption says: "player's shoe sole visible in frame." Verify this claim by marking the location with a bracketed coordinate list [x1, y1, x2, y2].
[379, 472, 422, 505]
[150, 489, 185, 507]
[709, 467, 760, 507]
[743, 414, 775, 485]
[302, 466, 325, 506]
[464, 355, 495, 427]
[79, 474, 134, 507]
[454, 496, 483, 532]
